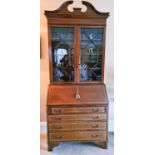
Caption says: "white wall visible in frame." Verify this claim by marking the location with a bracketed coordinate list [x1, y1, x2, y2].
[40, 0, 114, 132]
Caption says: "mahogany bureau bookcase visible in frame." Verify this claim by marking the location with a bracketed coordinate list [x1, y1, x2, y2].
[44, 1, 109, 151]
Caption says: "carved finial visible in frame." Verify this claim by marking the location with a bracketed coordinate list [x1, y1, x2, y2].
[68, 0, 87, 12]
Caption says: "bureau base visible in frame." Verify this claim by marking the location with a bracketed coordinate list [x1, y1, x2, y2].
[47, 84, 109, 151]
[48, 141, 108, 151]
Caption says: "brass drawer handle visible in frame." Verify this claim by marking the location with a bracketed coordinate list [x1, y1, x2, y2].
[91, 134, 98, 138]
[55, 126, 62, 129]
[55, 117, 62, 121]
[92, 116, 99, 119]
[91, 124, 99, 128]
[54, 109, 62, 113]
[55, 135, 62, 139]
[92, 109, 99, 113]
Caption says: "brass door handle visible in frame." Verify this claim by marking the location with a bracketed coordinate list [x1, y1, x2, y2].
[78, 64, 81, 69]
[78, 57, 81, 69]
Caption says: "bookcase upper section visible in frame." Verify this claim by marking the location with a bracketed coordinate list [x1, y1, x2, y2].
[44, 1, 109, 84]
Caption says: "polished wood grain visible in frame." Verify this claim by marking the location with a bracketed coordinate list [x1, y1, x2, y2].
[48, 122, 107, 131]
[47, 84, 108, 105]
[48, 113, 107, 122]
[50, 106, 106, 114]
[49, 131, 106, 141]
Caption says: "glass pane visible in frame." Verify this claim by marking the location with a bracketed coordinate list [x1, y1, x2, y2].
[80, 28, 103, 81]
[51, 27, 74, 82]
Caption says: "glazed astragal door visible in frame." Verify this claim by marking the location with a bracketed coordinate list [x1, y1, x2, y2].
[51, 27, 75, 82]
[79, 28, 104, 82]
[50, 26, 104, 83]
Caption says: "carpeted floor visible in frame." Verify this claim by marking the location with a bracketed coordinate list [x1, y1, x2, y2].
[40, 126, 114, 155]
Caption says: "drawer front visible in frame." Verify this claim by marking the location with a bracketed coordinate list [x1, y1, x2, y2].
[50, 106, 106, 114]
[49, 131, 106, 141]
[48, 114, 107, 122]
[48, 122, 107, 131]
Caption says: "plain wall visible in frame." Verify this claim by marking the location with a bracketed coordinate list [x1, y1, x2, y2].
[40, 0, 114, 131]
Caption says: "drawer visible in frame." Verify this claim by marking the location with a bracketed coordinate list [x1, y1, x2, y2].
[48, 122, 107, 131]
[49, 131, 106, 141]
[49, 106, 106, 114]
[48, 114, 107, 122]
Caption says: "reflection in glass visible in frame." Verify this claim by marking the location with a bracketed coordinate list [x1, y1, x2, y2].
[51, 27, 74, 82]
[80, 28, 103, 81]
